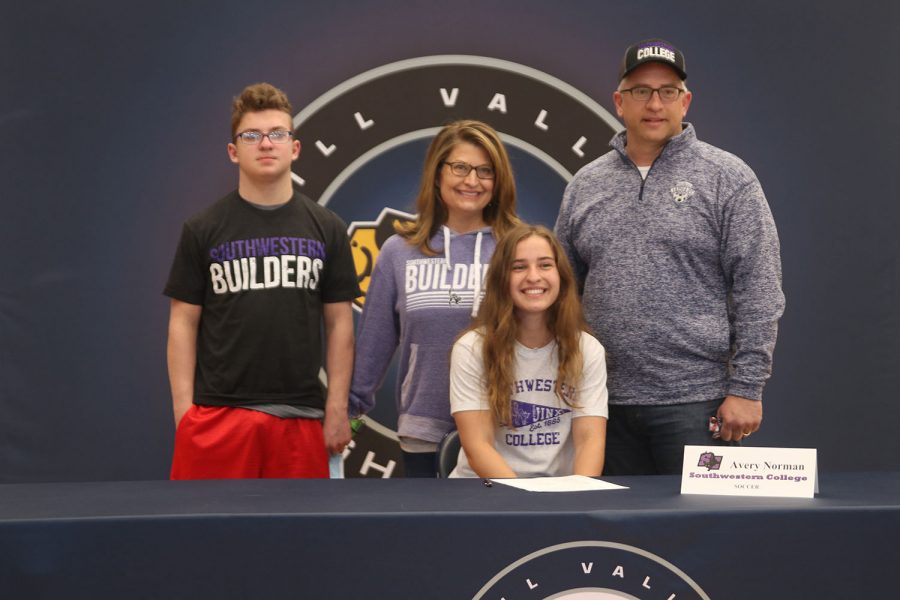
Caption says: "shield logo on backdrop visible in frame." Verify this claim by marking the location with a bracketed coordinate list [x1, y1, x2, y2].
[348, 208, 415, 310]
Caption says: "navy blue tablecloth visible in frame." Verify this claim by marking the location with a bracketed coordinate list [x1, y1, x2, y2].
[1, 473, 897, 599]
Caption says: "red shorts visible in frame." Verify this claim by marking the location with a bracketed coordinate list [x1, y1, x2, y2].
[171, 405, 328, 479]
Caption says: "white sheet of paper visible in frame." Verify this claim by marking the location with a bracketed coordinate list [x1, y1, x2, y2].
[490, 475, 628, 492]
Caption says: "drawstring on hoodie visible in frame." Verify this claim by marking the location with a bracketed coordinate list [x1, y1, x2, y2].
[442, 226, 485, 317]
[471, 231, 483, 317]
[442, 225, 451, 269]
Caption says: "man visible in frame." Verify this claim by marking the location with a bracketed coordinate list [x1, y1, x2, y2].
[555, 40, 784, 475]
[164, 83, 360, 479]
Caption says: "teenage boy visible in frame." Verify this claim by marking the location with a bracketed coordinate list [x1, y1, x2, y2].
[164, 83, 360, 478]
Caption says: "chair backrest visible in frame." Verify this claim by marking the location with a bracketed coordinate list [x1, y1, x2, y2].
[435, 429, 461, 478]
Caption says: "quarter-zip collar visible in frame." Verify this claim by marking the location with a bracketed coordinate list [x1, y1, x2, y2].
[609, 123, 697, 200]
[610, 122, 697, 166]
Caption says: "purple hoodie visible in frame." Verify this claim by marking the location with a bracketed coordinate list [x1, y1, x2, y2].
[349, 227, 495, 444]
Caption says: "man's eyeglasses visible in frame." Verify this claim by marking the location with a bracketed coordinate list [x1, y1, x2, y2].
[443, 161, 495, 180]
[619, 85, 685, 103]
[234, 129, 294, 144]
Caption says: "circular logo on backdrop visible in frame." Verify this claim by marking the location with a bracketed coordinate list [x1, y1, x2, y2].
[293, 55, 621, 475]
[292, 54, 621, 208]
[475, 541, 710, 600]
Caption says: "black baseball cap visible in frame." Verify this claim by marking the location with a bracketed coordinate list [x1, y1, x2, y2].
[619, 39, 687, 81]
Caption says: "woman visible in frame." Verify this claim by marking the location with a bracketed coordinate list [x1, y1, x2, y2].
[349, 120, 520, 477]
[449, 224, 607, 478]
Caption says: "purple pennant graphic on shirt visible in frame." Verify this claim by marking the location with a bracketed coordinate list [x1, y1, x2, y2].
[510, 400, 571, 428]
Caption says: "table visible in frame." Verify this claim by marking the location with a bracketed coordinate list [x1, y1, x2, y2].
[1, 473, 898, 599]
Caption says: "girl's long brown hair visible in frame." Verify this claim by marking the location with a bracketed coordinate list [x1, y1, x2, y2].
[467, 224, 589, 426]
[395, 120, 519, 254]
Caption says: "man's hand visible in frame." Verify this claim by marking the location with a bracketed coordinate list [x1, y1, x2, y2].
[322, 301, 354, 455]
[323, 408, 352, 455]
[716, 395, 763, 442]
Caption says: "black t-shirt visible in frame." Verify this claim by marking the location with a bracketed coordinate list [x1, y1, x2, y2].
[164, 190, 360, 409]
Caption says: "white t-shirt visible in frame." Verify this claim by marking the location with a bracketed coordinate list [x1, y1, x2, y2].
[448, 330, 608, 478]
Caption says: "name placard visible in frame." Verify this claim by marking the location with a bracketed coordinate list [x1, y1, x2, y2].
[681, 445, 817, 498]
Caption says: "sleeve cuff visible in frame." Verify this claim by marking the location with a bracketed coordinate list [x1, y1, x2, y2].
[726, 382, 765, 401]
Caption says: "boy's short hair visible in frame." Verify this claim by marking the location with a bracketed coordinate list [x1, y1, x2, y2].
[230, 83, 293, 137]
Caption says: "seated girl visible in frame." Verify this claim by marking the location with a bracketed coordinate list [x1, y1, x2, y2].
[448, 224, 608, 478]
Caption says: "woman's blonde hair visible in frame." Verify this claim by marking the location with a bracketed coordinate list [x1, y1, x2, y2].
[395, 120, 519, 254]
[467, 224, 589, 425]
